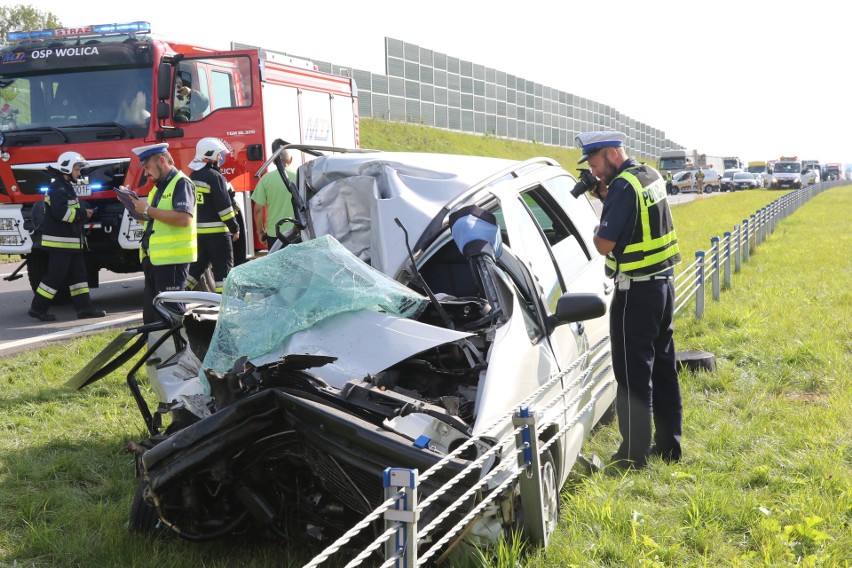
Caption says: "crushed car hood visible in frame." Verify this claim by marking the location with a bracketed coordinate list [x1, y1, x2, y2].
[200, 235, 471, 389]
[250, 309, 474, 389]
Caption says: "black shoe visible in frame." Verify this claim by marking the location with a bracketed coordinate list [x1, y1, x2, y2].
[649, 445, 681, 463]
[77, 307, 107, 319]
[607, 453, 646, 473]
[28, 309, 56, 322]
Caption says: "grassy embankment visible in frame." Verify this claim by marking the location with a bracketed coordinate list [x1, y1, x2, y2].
[1, 120, 849, 566]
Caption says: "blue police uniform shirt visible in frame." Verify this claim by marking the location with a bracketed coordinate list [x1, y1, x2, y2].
[158, 168, 195, 216]
[597, 158, 673, 277]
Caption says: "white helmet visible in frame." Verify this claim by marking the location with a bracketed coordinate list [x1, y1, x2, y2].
[189, 137, 227, 171]
[54, 151, 89, 175]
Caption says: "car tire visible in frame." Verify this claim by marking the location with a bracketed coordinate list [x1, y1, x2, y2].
[129, 477, 160, 533]
[539, 449, 559, 540]
[509, 447, 559, 542]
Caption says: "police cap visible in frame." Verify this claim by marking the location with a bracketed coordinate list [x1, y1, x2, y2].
[132, 143, 169, 165]
[575, 131, 626, 164]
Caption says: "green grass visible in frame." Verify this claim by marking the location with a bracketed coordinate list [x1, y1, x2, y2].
[2, 121, 850, 566]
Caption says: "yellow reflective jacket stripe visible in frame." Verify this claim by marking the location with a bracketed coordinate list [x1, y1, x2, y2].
[143, 172, 197, 265]
[605, 166, 680, 277]
[42, 235, 83, 250]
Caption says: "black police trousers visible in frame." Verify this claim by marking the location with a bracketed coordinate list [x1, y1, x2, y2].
[610, 278, 682, 464]
[142, 257, 189, 324]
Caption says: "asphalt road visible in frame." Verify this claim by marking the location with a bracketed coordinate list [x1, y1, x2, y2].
[0, 189, 713, 357]
[0, 263, 145, 357]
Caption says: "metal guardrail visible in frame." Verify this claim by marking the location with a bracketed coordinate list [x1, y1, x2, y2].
[302, 181, 843, 567]
[674, 181, 843, 319]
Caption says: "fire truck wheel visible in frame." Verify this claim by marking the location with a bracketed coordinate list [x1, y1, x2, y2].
[26, 252, 71, 304]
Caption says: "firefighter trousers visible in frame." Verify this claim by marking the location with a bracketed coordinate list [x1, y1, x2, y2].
[30, 249, 92, 313]
[609, 278, 682, 465]
[187, 233, 234, 293]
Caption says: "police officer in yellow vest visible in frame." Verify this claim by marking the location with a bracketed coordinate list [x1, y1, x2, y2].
[128, 143, 197, 324]
[576, 131, 682, 470]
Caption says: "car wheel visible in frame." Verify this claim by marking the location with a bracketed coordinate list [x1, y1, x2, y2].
[509, 447, 559, 542]
[129, 477, 160, 533]
[539, 449, 560, 539]
[670, 186, 679, 195]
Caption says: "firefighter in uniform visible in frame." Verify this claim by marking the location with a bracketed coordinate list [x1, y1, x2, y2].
[185, 138, 240, 293]
[28, 152, 106, 321]
[576, 131, 683, 470]
[127, 143, 197, 324]
[695, 167, 705, 193]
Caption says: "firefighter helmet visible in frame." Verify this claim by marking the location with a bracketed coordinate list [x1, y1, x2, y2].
[53, 151, 89, 175]
[189, 137, 227, 171]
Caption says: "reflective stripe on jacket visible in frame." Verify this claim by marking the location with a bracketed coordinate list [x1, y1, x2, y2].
[605, 165, 681, 278]
[41, 177, 85, 250]
[143, 171, 197, 265]
[190, 166, 238, 235]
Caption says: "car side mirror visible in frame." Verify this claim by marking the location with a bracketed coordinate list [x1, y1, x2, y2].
[546, 292, 606, 332]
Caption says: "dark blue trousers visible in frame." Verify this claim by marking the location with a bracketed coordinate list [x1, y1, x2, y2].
[610, 278, 682, 464]
[142, 257, 189, 324]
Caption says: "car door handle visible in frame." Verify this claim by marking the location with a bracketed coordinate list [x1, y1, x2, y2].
[603, 282, 614, 295]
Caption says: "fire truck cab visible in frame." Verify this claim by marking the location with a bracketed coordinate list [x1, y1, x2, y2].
[0, 21, 359, 293]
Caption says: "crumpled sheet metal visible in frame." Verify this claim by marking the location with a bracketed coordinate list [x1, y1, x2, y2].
[199, 235, 427, 382]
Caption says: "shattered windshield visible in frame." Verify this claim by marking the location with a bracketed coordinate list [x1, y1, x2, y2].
[0, 67, 152, 132]
[200, 235, 427, 382]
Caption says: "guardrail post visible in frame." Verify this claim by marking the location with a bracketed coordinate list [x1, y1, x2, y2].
[710, 237, 720, 301]
[723, 231, 732, 289]
[742, 218, 750, 262]
[770, 202, 777, 234]
[749, 214, 757, 252]
[734, 225, 742, 273]
[383, 468, 419, 567]
[762, 207, 768, 243]
[695, 251, 705, 319]
[512, 406, 548, 546]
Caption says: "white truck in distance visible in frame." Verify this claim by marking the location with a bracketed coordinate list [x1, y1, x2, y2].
[770, 157, 803, 189]
[801, 160, 820, 185]
[658, 149, 725, 178]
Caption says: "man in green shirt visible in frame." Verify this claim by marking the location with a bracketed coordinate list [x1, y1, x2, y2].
[252, 140, 296, 249]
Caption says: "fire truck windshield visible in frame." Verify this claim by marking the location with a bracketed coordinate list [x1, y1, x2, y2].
[0, 67, 152, 141]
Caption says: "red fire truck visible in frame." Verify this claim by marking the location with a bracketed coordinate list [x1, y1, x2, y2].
[0, 21, 359, 292]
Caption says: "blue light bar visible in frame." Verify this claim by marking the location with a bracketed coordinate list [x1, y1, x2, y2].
[6, 21, 151, 43]
[7, 29, 54, 41]
[92, 22, 151, 35]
